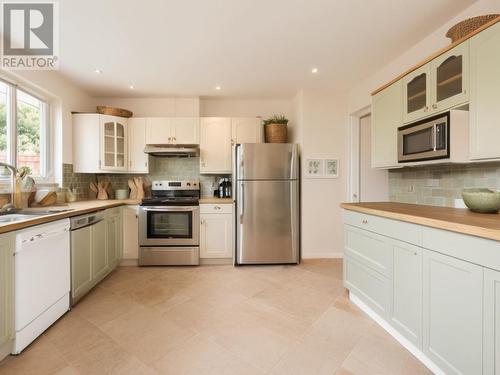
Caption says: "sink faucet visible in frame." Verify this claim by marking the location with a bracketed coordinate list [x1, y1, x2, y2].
[0, 162, 18, 213]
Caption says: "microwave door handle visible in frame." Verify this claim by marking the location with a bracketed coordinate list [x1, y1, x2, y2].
[432, 124, 437, 151]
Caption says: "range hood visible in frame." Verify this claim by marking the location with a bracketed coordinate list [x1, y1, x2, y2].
[144, 145, 199, 157]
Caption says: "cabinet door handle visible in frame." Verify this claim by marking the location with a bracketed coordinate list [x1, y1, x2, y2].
[168, 137, 172, 142]
[214, 206, 221, 210]
[144, 162, 148, 167]
[432, 104, 438, 109]
[201, 219, 205, 225]
[424, 106, 429, 112]
[362, 219, 368, 224]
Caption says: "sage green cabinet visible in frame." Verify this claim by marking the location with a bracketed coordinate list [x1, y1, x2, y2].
[92, 219, 108, 282]
[469, 22, 500, 160]
[422, 249, 483, 375]
[71, 226, 93, 302]
[391, 241, 422, 349]
[0, 234, 14, 361]
[484, 268, 500, 375]
[371, 80, 402, 168]
[71, 208, 123, 305]
[106, 212, 122, 268]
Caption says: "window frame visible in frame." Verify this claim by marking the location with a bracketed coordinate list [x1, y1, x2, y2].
[0, 77, 52, 181]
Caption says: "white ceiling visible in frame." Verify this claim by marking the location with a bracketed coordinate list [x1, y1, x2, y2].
[59, 0, 476, 98]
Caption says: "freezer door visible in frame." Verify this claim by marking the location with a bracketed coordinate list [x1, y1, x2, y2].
[236, 180, 299, 264]
[236, 143, 298, 180]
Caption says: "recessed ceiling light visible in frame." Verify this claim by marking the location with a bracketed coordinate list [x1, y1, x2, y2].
[215, 86, 221, 90]
[311, 68, 319, 74]
[94, 68, 102, 74]
[129, 84, 135, 90]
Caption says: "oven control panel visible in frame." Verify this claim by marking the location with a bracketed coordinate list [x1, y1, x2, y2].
[152, 180, 199, 191]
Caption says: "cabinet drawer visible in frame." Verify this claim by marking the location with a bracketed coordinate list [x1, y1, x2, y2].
[344, 256, 391, 318]
[422, 227, 500, 271]
[344, 225, 393, 277]
[343, 210, 422, 245]
[200, 204, 232, 214]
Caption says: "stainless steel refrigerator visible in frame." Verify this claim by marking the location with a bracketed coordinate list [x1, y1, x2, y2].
[234, 143, 300, 265]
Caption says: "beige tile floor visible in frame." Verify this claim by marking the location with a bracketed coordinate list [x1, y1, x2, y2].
[0, 260, 432, 375]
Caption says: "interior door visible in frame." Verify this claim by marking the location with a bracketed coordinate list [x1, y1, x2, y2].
[236, 180, 298, 264]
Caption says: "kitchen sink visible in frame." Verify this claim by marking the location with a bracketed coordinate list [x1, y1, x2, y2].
[0, 209, 74, 224]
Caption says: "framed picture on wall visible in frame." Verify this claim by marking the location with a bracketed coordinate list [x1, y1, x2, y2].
[324, 159, 339, 178]
[305, 158, 324, 177]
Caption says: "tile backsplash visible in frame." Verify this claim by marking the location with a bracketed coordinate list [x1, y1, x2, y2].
[63, 156, 229, 200]
[389, 162, 500, 207]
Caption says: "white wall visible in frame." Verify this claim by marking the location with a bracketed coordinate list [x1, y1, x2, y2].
[200, 98, 292, 119]
[348, 0, 500, 114]
[294, 90, 349, 258]
[92, 97, 200, 117]
[6, 70, 95, 182]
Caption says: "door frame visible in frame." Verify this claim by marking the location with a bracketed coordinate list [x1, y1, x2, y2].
[348, 105, 371, 203]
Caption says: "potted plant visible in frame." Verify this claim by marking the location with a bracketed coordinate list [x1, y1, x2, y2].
[263, 115, 288, 143]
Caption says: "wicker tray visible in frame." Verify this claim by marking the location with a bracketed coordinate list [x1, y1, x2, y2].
[446, 14, 500, 43]
[96, 106, 133, 118]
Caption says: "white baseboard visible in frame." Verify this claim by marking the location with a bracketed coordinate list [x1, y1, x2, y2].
[302, 252, 344, 259]
[349, 293, 445, 375]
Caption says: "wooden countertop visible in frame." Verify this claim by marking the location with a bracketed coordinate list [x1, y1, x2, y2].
[199, 197, 234, 204]
[341, 202, 500, 242]
[0, 199, 141, 234]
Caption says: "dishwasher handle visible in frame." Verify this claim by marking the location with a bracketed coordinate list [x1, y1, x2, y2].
[21, 227, 69, 245]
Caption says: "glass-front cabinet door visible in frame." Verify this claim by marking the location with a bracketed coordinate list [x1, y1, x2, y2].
[100, 116, 127, 171]
[430, 42, 469, 113]
[403, 66, 430, 123]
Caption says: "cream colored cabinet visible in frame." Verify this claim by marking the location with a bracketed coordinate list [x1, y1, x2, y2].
[73, 114, 127, 173]
[403, 65, 430, 123]
[146, 117, 172, 144]
[0, 234, 14, 361]
[484, 268, 500, 375]
[469, 22, 500, 160]
[430, 42, 469, 113]
[231, 118, 263, 144]
[422, 249, 483, 375]
[146, 117, 199, 145]
[200, 204, 233, 259]
[71, 225, 93, 303]
[128, 118, 148, 173]
[371, 80, 402, 168]
[200, 118, 232, 174]
[122, 205, 139, 262]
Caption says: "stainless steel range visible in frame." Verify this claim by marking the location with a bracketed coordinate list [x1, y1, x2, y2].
[138, 180, 200, 266]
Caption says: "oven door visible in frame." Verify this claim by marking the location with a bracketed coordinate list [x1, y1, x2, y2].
[139, 206, 199, 247]
[398, 114, 449, 162]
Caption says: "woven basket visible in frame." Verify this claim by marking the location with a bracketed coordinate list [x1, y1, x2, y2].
[264, 124, 287, 143]
[446, 14, 499, 43]
[96, 106, 133, 118]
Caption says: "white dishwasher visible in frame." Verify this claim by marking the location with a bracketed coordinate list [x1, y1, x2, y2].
[13, 218, 71, 354]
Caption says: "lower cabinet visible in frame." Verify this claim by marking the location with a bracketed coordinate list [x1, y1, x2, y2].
[343, 210, 495, 375]
[422, 250, 483, 375]
[71, 208, 123, 304]
[392, 241, 423, 348]
[122, 205, 139, 261]
[0, 233, 14, 361]
[200, 204, 233, 259]
[484, 268, 500, 375]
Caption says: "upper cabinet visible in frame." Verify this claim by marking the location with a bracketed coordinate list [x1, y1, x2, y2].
[73, 114, 128, 173]
[402, 43, 469, 124]
[469, 22, 500, 160]
[231, 117, 263, 144]
[430, 43, 469, 113]
[403, 66, 430, 123]
[146, 117, 199, 145]
[372, 80, 402, 168]
[127, 118, 148, 173]
[200, 117, 232, 174]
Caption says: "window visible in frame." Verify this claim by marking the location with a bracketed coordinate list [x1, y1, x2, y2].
[0, 79, 49, 178]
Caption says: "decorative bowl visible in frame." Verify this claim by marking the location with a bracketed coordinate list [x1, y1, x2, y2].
[462, 188, 500, 213]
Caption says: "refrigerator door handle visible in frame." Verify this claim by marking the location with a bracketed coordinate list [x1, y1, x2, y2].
[240, 182, 244, 224]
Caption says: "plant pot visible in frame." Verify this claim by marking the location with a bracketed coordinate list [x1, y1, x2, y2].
[264, 123, 287, 143]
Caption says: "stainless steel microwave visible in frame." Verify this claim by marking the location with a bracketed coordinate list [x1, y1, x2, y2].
[398, 112, 450, 163]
